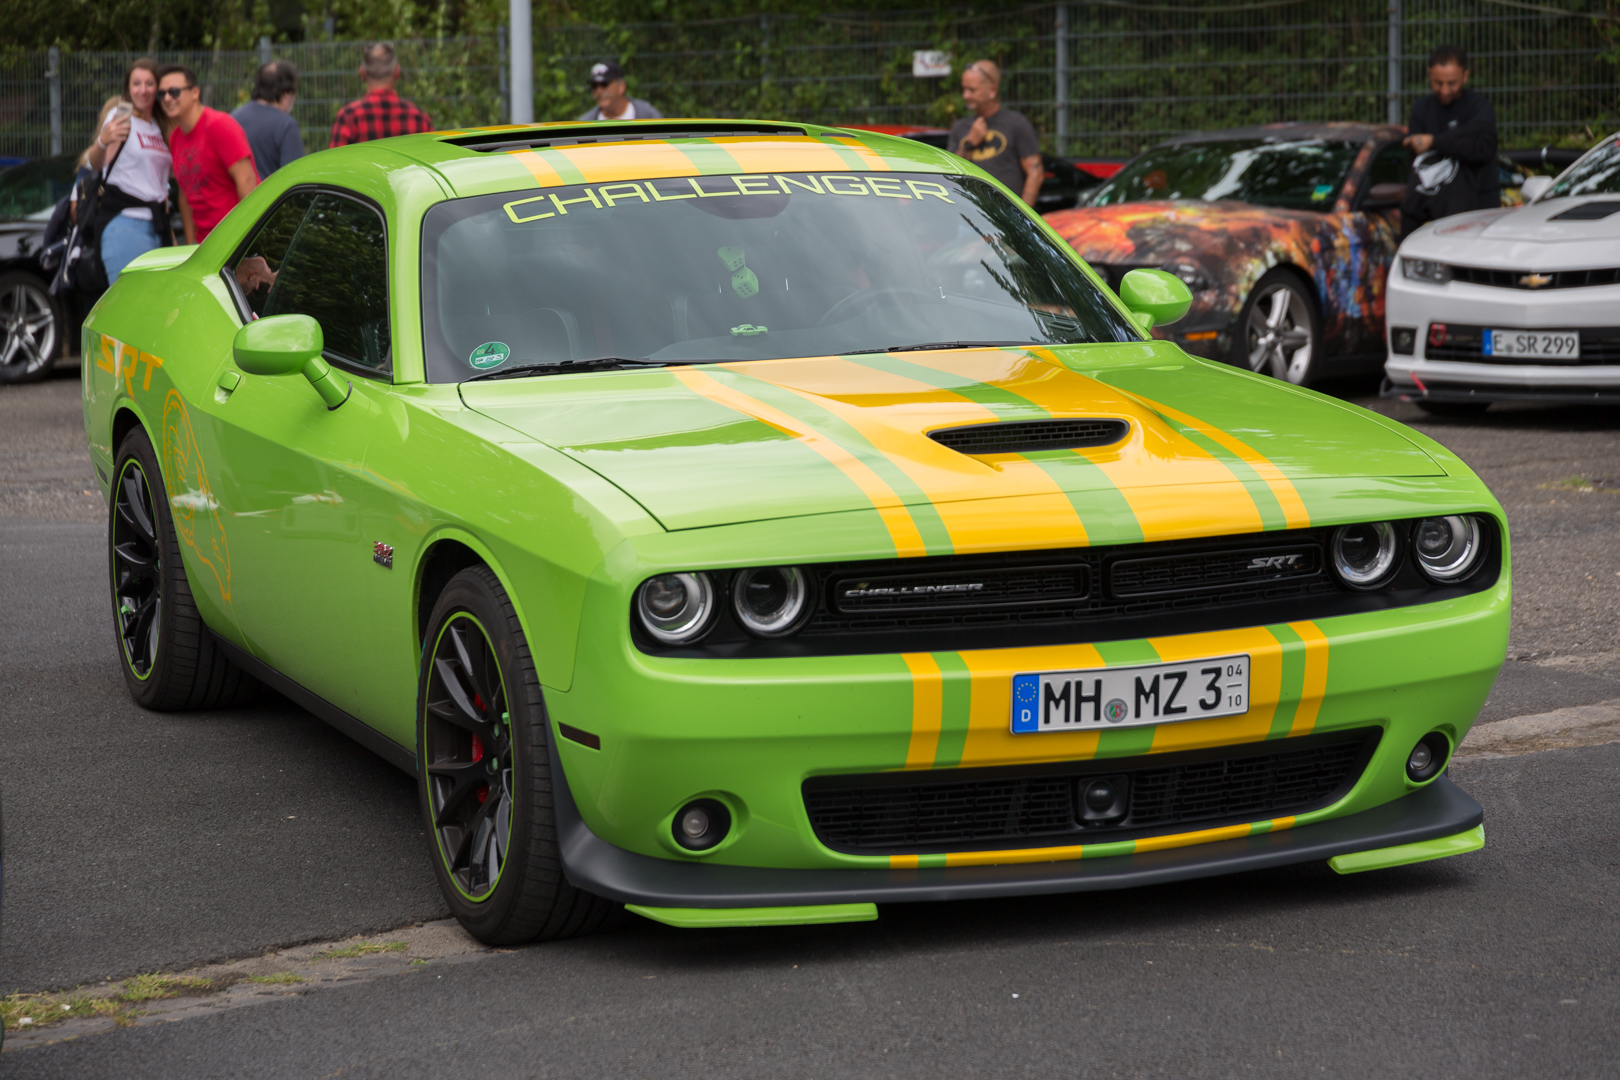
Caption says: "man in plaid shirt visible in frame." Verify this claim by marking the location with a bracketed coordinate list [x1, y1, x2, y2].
[329, 42, 434, 147]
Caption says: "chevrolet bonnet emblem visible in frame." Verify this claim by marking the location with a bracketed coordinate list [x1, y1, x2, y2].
[1519, 273, 1553, 288]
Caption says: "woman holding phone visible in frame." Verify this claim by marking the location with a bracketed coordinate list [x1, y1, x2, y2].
[84, 57, 173, 283]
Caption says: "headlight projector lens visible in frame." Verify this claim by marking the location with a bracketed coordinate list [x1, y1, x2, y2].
[732, 566, 810, 637]
[1330, 522, 1399, 589]
[636, 572, 715, 644]
[673, 798, 732, 852]
[1414, 515, 1483, 582]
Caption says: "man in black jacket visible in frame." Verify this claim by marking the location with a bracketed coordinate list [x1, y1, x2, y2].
[1400, 45, 1498, 240]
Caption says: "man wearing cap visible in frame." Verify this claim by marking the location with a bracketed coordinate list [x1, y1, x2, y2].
[577, 62, 663, 122]
[947, 59, 1042, 207]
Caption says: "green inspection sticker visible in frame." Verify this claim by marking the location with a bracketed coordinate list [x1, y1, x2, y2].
[468, 341, 510, 370]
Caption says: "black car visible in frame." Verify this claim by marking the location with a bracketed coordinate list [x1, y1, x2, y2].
[1, 155, 80, 383]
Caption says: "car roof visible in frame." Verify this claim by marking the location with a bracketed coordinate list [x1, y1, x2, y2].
[1159, 121, 1402, 146]
[374, 119, 972, 199]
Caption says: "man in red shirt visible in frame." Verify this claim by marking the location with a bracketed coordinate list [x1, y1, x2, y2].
[329, 42, 434, 147]
[158, 64, 258, 243]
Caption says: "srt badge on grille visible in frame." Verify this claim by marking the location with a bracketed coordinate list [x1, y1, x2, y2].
[1247, 554, 1304, 570]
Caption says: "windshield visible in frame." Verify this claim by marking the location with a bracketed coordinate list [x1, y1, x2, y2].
[420, 172, 1136, 382]
[1547, 137, 1620, 199]
[1087, 139, 1362, 211]
[0, 156, 78, 222]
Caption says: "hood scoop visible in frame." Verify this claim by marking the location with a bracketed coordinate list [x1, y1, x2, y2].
[929, 418, 1130, 456]
[1549, 200, 1620, 221]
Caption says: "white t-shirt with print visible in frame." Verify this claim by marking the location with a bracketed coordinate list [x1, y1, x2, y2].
[100, 112, 172, 221]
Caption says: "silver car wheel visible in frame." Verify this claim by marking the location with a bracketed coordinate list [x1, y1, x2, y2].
[0, 277, 58, 381]
[1244, 280, 1315, 384]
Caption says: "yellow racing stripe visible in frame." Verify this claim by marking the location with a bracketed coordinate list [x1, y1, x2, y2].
[1131, 394, 1311, 529]
[954, 643, 1107, 769]
[1145, 627, 1283, 754]
[902, 653, 945, 770]
[939, 816, 1296, 867]
[1287, 621, 1330, 736]
[708, 137, 857, 174]
[507, 149, 569, 187]
[554, 141, 702, 184]
[673, 368, 928, 556]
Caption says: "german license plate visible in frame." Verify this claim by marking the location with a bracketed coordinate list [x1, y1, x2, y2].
[1011, 655, 1250, 734]
[1483, 329, 1580, 360]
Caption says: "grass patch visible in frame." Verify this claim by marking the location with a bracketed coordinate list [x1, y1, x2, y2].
[114, 975, 219, 1003]
[0, 973, 224, 1033]
[313, 941, 408, 959]
[248, 972, 305, 985]
[1545, 475, 1620, 493]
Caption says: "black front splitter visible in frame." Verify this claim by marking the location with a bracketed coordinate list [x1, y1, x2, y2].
[550, 738, 1483, 908]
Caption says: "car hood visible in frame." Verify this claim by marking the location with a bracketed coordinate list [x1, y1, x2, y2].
[461, 344, 1443, 544]
[1404, 199, 1620, 266]
[1044, 200, 1320, 270]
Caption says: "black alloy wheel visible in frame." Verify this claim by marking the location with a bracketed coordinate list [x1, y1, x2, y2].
[1237, 268, 1320, 386]
[109, 428, 258, 710]
[417, 566, 616, 944]
[0, 271, 60, 384]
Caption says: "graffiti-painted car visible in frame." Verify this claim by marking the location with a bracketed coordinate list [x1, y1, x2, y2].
[1046, 123, 1419, 386]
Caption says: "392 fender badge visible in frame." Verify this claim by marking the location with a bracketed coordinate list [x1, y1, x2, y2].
[373, 541, 394, 569]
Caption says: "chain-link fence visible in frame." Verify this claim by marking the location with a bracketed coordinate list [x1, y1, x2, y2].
[2, 2, 1614, 164]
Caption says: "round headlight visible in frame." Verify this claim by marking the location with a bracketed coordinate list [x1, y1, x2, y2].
[1330, 522, 1399, 589]
[636, 572, 715, 644]
[732, 566, 810, 637]
[1414, 515, 1484, 582]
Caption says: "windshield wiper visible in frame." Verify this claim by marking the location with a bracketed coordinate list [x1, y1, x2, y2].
[846, 340, 1026, 355]
[464, 357, 682, 382]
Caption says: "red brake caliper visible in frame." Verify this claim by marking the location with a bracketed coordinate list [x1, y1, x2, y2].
[470, 728, 489, 804]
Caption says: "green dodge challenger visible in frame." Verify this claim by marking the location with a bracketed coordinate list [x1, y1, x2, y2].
[83, 120, 1506, 942]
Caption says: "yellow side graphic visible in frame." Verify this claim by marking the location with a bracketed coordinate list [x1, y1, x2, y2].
[1287, 620, 1330, 735]
[901, 653, 945, 770]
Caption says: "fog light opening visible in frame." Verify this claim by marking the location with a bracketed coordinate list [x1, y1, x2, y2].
[1406, 733, 1450, 783]
[673, 798, 732, 852]
[1077, 774, 1130, 826]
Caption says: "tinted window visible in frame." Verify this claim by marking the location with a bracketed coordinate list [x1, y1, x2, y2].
[1368, 145, 1411, 186]
[228, 190, 317, 319]
[249, 192, 392, 372]
[420, 173, 1136, 383]
[1088, 139, 1363, 211]
[1548, 137, 1620, 198]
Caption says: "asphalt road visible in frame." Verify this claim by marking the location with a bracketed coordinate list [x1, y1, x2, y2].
[2, 364, 1617, 1076]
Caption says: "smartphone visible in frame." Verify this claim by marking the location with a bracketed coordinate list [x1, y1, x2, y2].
[112, 101, 134, 123]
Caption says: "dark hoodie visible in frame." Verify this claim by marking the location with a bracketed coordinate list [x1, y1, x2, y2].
[1401, 88, 1499, 230]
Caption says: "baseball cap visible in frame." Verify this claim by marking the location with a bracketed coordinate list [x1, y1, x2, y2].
[588, 61, 624, 87]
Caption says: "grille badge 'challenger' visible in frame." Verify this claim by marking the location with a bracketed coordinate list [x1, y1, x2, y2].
[842, 582, 985, 599]
[1518, 273, 1553, 289]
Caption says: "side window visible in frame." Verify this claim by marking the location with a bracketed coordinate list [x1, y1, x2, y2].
[1369, 144, 1412, 186]
[227, 190, 317, 320]
[263, 192, 392, 373]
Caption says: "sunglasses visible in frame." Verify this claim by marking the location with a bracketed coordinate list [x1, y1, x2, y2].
[158, 86, 194, 100]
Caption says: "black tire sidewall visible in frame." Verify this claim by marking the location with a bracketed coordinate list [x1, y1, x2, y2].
[110, 428, 184, 708]
[1234, 268, 1320, 386]
[0, 271, 61, 384]
[417, 568, 556, 942]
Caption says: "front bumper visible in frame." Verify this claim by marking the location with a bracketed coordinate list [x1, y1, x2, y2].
[551, 733, 1483, 907]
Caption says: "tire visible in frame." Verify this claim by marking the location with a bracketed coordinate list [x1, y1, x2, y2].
[418, 566, 616, 944]
[1235, 269, 1320, 386]
[110, 427, 259, 710]
[1416, 400, 1490, 417]
[0, 271, 61, 384]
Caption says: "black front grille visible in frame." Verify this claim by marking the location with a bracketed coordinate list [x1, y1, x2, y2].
[1449, 264, 1620, 290]
[1426, 323, 1620, 365]
[1110, 545, 1319, 598]
[803, 730, 1378, 854]
[833, 564, 1088, 614]
[929, 419, 1130, 455]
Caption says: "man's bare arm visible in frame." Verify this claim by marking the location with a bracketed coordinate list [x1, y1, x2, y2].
[229, 157, 260, 202]
[1020, 154, 1043, 207]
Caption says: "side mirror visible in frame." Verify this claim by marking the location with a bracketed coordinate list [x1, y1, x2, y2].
[1119, 268, 1193, 329]
[1519, 175, 1554, 203]
[1363, 182, 1405, 210]
[232, 314, 350, 410]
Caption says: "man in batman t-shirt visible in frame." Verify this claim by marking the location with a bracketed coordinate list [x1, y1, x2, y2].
[1400, 45, 1499, 240]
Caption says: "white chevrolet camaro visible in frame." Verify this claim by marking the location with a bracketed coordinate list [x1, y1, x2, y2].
[1384, 132, 1620, 414]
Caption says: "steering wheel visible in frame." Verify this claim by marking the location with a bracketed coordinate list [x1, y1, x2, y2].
[815, 287, 935, 328]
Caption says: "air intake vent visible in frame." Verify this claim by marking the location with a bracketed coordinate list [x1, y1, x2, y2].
[929, 419, 1129, 455]
[443, 122, 807, 153]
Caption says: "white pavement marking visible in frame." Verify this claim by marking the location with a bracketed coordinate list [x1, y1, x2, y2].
[1459, 699, 1620, 759]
